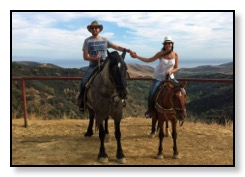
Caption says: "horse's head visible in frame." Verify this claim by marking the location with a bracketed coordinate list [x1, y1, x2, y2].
[169, 81, 187, 121]
[107, 50, 128, 99]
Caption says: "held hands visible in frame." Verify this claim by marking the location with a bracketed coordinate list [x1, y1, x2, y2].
[129, 50, 137, 58]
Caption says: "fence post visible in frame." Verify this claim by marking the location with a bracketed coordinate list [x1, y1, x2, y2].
[21, 79, 28, 128]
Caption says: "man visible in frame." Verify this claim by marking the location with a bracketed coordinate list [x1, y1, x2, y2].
[78, 20, 135, 112]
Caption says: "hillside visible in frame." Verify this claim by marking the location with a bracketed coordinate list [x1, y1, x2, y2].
[127, 63, 154, 77]
[11, 61, 234, 123]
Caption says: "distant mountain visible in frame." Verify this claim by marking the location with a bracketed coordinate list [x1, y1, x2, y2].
[178, 62, 233, 74]
[12, 61, 41, 67]
[13, 61, 233, 75]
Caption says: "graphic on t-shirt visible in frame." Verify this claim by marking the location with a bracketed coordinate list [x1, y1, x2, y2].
[88, 41, 107, 59]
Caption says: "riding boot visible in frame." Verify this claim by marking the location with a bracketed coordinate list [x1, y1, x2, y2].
[145, 98, 154, 118]
[145, 110, 153, 118]
[77, 93, 85, 113]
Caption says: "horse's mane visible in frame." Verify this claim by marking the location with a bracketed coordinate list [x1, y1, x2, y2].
[102, 52, 119, 68]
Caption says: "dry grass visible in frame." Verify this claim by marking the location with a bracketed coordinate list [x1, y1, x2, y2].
[12, 117, 233, 166]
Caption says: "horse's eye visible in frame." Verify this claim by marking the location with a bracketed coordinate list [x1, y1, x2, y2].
[118, 63, 121, 68]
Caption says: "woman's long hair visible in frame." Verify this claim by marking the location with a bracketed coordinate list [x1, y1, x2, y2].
[161, 43, 174, 55]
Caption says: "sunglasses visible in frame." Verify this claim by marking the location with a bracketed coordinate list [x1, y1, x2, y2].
[164, 42, 172, 45]
[90, 26, 99, 30]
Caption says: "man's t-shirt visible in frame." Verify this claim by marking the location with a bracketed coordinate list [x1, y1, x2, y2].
[82, 36, 114, 66]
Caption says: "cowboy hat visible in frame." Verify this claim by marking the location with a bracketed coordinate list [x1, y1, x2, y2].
[162, 36, 174, 44]
[87, 21, 103, 32]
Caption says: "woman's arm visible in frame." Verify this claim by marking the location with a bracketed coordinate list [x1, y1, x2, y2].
[167, 52, 179, 75]
[134, 51, 166, 63]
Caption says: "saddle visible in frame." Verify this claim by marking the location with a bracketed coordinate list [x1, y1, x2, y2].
[153, 81, 166, 105]
[153, 79, 180, 114]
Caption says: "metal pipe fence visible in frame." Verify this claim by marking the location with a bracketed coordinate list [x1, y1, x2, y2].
[12, 76, 233, 127]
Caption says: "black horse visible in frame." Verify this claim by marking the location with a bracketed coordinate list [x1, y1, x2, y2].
[85, 50, 128, 163]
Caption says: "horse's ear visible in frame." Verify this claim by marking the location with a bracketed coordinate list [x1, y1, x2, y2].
[180, 81, 187, 88]
[107, 50, 111, 58]
[121, 49, 126, 60]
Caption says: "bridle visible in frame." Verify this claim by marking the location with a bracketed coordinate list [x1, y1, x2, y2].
[172, 87, 186, 112]
[111, 58, 128, 99]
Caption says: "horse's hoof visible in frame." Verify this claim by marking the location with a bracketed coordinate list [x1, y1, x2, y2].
[98, 157, 109, 163]
[157, 154, 164, 159]
[173, 154, 180, 159]
[117, 157, 126, 164]
[84, 131, 93, 137]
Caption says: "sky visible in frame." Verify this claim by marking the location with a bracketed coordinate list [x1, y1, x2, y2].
[11, 11, 234, 68]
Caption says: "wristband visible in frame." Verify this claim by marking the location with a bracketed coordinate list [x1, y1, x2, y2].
[124, 48, 130, 53]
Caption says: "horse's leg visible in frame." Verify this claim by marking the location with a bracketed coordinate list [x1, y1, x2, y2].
[171, 119, 179, 159]
[98, 122, 108, 162]
[151, 112, 157, 135]
[104, 117, 110, 143]
[164, 120, 171, 137]
[157, 120, 164, 159]
[114, 120, 126, 163]
[105, 117, 109, 135]
[84, 110, 94, 137]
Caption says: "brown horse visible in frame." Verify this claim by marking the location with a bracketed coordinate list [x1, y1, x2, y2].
[152, 79, 187, 159]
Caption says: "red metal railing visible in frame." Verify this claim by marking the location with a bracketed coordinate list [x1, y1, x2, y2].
[12, 76, 233, 127]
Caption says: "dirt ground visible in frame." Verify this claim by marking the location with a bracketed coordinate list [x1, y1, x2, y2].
[11, 117, 234, 166]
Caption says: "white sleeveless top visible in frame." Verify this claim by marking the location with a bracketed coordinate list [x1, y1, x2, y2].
[153, 58, 175, 81]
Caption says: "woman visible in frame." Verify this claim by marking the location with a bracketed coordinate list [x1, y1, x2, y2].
[132, 36, 179, 118]
[78, 21, 135, 112]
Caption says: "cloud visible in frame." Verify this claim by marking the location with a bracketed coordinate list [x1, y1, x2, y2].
[12, 11, 233, 60]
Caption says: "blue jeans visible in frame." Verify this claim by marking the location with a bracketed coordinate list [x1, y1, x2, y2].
[79, 65, 97, 95]
[148, 80, 161, 110]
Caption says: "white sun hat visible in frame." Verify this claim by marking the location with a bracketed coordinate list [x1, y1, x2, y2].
[162, 36, 174, 44]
